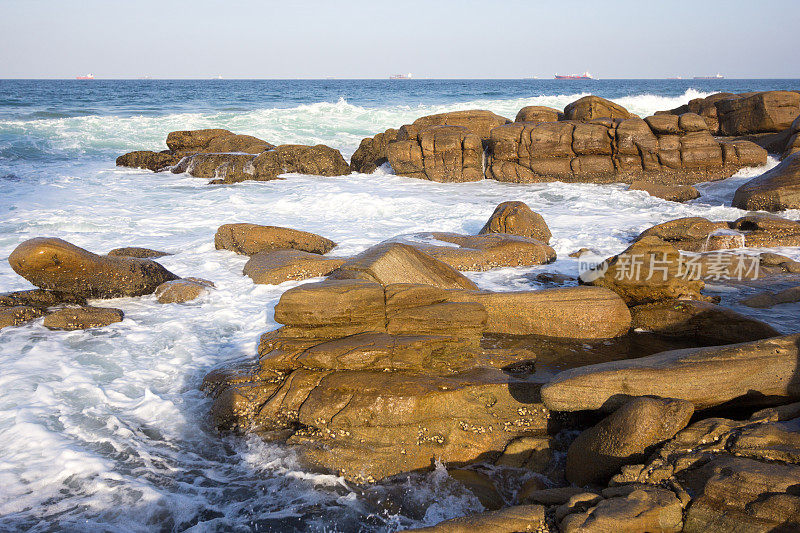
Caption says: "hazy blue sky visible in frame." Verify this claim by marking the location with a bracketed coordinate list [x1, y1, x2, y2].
[1, 0, 798, 79]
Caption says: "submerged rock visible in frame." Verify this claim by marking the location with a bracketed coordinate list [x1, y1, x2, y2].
[43, 306, 124, 330]
[628, 180, 700, 202]
[0, 306, 46, 329]
[154, 278, 213, 304]
[8, 238, 178, 298]
[541, 334, 800, 412]
[115, 150, 179, 172]
[214, 223, 336, 256]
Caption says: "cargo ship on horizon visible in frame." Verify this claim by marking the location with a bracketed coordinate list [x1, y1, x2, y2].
[554, 71, 594, 80]
[389, 73, 413, 80]
[693, 73, 724, 80]
[76, 74, 95, 80]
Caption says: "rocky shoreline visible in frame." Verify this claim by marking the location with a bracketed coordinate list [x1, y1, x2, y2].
[4, 90, 800, 531]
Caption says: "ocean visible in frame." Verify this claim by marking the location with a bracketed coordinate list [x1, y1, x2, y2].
[1, 78, 799, 532]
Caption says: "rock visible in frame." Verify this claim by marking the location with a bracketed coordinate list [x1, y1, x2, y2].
[741, 286, 800, 308]
[8, 238, 178, 298]
[405, 109, 511, 143]
[628, 180, 700, 202]
[448, 469, 504, 511]
[449, 287, 631, 339]
[243, 250, 345, 285]
[630, 300, 780, 345]
[155, 278, 213, 304]
[330, 242, 478, 290]
[515, 105, 563, 123]
[540, 334, 800, 412]
[637, 214, 800, 251]
[563, 95, 635, 121]
[174, 144, 350, 184]
[115, 150, 179, 172]
[107, 247, 170, 259]
[495, 436, 552, 472]
[478, 201, 551, 243]
[349, 128, 398, 173]
[43, 306, 124, 330]
[733, 152, 800, 211]
[0, 306, 45, 329]
[565, 397, 694, 485]
[243, 144, 350, 183]
[584, 237, 707, 305]
[783, 114, 800, 159]
[655, 92, 740, 134]
[485, 114, 766, 184]
[166, 128, 274, 156]
[405, 504, 546, 532]
[716, 91, 800, 136]
[554, 492, 604, 523]
[214, 223, 336, 256]
[520, 486, 597, 506]
[560, 486, 683, 533]
[387, 126, 483, 182]
[0, 289, 86, 308]
[399, 232, 556, 271]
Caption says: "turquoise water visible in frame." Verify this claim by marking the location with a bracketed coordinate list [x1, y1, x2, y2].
[0, 79, 799, 532]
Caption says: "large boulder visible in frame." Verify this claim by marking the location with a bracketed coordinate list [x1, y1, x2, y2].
[478, 201, 552, 243]
[565, 397, 694, 485]
[399, 232, 556, 271]
[214, 223, 336, 256]
[515, 105, 563, 123]
[563, 96, 634, 121]
[387, 126, 483, 182]
[404, 109, 511, 143]
[349, 128, 398, 173]
[485, 114, 766, 184]
[8, 238, 178, 298]
[540, 334, 800, 412]
[716, 91, 800, 136]
[629, 300, 780, 345]
[655, 92, 740, 134]
[243, 250, 345, 285]
[115, 150, 179, 172]
[329, 242, 478, 290]
[732, 152, 800, 211]
[449, 287, 631, 339]
[165, 128, 274, 156]
[560, 486, 684, 533]
[584, 237, 707, 305]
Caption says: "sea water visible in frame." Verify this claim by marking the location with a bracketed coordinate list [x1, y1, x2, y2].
[1, 79, 799, 531]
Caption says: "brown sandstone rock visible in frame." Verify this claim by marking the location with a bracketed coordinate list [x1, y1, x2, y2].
[0, 306, 45, 329]
[584, 237, 707, 305]
[560, 486, 684, 533]
[449, 287, 631, 339]
[349, 128, 398, 173]
[495, 436, 552, 472]
[716, 91, 800, 136]
[0, 289, 86, 308]
[43, 306, 124, 330]
[448, 469, 504, 511]
[406, 504, 546, 532]
[733, 152, 800, 211]
[115, 150, 179, 172]
[540, 334, 800, 412]
[740, 285, 800, 308]
[154, 278, 213, 304]
[478, 201, 552, 243]
[406, 109, 511, 143]
[107, 247, 170, 259]
[214, 223, 335, 256]
[330, 242, 478, 290]
[628, 181, 700, 202]
[387, 126, 483, 182]
[8, 238, 178, 298]
[565, 397, 694, 486]
[515, 105, 563, 123]
[243, 250, 345, 285]
[563, 95, 634, 121]
[655, 92, 740, 134]
[402, 232, 556, 271]
[166, 129, 274, 156]
[165, 128, 234, 153]
[630, 300, 779, 345]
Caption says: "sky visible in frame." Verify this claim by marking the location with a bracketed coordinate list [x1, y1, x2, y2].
[0, 0, 798, 79]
